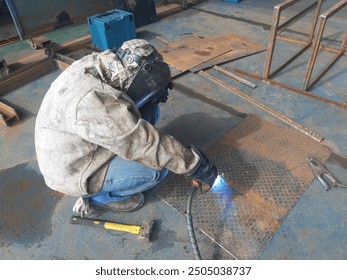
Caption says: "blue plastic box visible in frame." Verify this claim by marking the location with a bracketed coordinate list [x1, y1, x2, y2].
[88, 9, 136, 51]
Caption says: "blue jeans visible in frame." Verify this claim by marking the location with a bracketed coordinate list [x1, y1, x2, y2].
[88, 103, 169, 205]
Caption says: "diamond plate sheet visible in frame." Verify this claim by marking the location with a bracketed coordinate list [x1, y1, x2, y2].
[156, 114, 331, 259]
[159, 33, 264, 73]
[189, 35, 265, 72]
[159, 35, 230, 72]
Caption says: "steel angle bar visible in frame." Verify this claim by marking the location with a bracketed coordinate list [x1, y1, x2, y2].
[199, 70, 324, 142]
[233, 68, 347, 110]
[0, 57, 56, 96]
[0, 101, 20, 127]
[302, 0, 347, 91]
[53, 53, 76, 71]
[263, 0, 324, 79]
[213, 66, 257, 89]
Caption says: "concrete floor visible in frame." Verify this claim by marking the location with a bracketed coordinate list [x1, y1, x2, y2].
[1, 0, 347, 260]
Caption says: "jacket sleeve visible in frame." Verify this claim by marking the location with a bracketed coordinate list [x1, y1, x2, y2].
[75, 89, 200, 174]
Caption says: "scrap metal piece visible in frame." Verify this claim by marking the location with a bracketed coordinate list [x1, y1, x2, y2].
[159, 35, 232, 72]
[0, 101, 20, 127]
[189, 35, 265, 73]
[156, 114, 331, 259]
[159, 33, 264, 73]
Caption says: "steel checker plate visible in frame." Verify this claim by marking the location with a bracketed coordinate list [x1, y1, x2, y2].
[156, 114, 331, 259]
[189, 36, 265, 72]
[159, 33, 264, 73]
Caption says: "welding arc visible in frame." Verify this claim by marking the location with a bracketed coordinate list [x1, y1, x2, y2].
[185, 186, 202, 260]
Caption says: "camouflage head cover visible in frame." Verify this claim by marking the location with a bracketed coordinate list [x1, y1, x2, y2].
[94, 39, 171, 107]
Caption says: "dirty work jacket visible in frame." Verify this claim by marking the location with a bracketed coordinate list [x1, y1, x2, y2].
[35, 54, 200, 196]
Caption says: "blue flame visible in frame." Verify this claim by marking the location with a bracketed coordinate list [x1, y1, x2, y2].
[211, 175, 230, 192]
[210, 175, 237, 217]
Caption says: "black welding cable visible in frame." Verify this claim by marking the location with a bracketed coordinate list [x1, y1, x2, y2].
[185, 186, 202, 260]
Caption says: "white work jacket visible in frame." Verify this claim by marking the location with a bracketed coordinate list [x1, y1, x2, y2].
[35, 52, 199, 196]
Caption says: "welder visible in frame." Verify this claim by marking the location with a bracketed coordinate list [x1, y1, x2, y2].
[35, 39, 218, 217]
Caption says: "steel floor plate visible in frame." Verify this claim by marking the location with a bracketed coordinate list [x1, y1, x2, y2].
[189, 35, 265, 72]
[159, 33, 264, 73]
[156, 115, 331, 259]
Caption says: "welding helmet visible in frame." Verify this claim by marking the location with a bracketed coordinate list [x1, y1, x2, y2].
[113, 39, 172, 108]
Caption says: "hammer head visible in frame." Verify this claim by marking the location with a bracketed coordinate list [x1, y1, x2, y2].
[137, 219, 154, 243]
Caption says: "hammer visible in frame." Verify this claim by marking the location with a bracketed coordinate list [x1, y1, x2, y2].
[70, 216, 154, 242]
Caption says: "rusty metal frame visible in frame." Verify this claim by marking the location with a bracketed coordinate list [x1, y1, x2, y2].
[302, 0, 347, 91]
[276, 36, 347, 57]
[263, 0, 324, 79]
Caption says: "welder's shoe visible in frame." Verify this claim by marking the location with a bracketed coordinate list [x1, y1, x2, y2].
[93, 193, 145, 213]
[73, 197, 92, 218]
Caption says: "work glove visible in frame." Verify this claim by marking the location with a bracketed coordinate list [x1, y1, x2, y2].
[72, 197, 90, 218]
[185, 146, 218, 191]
